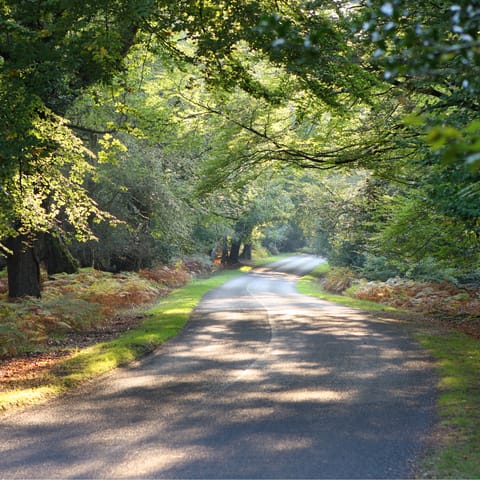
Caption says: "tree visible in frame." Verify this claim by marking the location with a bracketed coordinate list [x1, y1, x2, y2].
[2, 0, 478, 296]
[358, 0, 480, 170]
[0, 0, 156, 296]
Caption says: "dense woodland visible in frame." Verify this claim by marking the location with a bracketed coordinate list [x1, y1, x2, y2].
[0, 0, 479, 298]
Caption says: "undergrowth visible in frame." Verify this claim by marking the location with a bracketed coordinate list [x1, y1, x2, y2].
[305, 262, 480, 319]
[0, 263, 198, 358]
[0, 267, 246, 412]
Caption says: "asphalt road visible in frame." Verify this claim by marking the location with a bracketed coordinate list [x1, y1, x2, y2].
[0, 255, 436, 478]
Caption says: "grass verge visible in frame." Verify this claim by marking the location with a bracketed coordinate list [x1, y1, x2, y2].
[298, 263, 480, 478]
[415, 331, 480, 478]
[0, 267, 247, 413]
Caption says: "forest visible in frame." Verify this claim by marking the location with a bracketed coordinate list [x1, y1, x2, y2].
[0, 3, 480, 475]
[0, 1, 479, 299]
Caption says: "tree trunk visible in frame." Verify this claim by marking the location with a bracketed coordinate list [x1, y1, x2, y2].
[43, 234, 79, 275]
[228, 240, 241, 265]
[6, 234, 41, 298]
[240, 243, 252, 260]
[221, 238, 229, 265]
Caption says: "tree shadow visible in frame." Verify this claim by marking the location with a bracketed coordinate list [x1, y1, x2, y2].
[0, 268, 437, 479]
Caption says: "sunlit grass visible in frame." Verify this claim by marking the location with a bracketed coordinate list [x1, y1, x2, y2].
[0, 386, 61, 412]
[416, 331, 480, 478]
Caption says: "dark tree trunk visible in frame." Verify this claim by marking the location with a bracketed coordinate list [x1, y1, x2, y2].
[228, 240, 241, 265]
[43, 234, 79, 275]
[6, 234, 41, 298]
[240, 243, 252, 260]
[221, 238, 229, 265]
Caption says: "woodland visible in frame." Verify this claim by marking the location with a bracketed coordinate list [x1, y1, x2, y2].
[1, 4, 480, 476]
[0, 1, 479, 325]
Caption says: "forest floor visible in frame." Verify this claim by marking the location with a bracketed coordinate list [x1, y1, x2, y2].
[0, 311, 147, 392]
[1, 262, 479, 404]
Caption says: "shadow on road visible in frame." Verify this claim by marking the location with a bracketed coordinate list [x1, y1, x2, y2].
[0, 261, 436, 479]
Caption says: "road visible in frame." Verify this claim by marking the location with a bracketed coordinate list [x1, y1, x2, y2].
[0, 255, 436, 478]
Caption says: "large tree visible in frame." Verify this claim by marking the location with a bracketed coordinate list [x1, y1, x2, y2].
[0, 0, 158, 296]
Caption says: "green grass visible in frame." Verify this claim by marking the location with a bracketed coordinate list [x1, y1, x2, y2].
[416, 331, 480, 478]
[0, 267, 247, 413]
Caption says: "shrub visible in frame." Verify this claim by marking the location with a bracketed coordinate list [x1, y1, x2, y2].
[407, 256, 458, 283]
[0, 268, 167, 359]
[33, 295, 105, 332]
[0, 308, 29, 357]
[360, 255, 401, 281]
[138, 264, 191, 288]
[181, 255, 214, 276]
[322, 267, 358, 293]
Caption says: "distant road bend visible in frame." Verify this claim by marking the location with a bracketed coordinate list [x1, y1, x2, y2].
[0, 255, 436, 478]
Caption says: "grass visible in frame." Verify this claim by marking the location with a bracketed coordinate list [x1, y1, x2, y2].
[298, 261, 480, 478]
[415, 331, 480, 478]
[0, 267, 247, 412]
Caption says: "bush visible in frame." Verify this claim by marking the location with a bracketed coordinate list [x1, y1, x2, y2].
[181, 255, 214, 276]
[138, 264, 191, 288]
[322, 267, 358, 293]
[360, 255, 401, 281]
[0, 308, 30, 357]
[0, 268, 168, 359]
[407, 256, 458, 283]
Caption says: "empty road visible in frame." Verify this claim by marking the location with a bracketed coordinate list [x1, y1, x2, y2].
[0, 255, 436, 478]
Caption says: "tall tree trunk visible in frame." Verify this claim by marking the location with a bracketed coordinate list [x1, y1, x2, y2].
[228, 240, 241, 265]
[6, 234, 41, 298]
[240, 243, 252, 260]
[221, 238, 229, 265]
[43, 233, 79, 275]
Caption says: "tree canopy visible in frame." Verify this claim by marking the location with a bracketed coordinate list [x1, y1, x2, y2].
[0, 0, 479, 296]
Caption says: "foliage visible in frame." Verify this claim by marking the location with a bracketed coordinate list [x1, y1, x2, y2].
[138, 264, 191, 288]
[0, 0, 152, 241]
[322, 267, 358, 294]
[0, 107, 112, 244]
[353, 277, 480, 318]
[0, 297, 104, 357]
[358, 0, 480, 173]
[297, 271, 397, 312]
[0, 265, 194, 359]
[360, 255, 401, 282]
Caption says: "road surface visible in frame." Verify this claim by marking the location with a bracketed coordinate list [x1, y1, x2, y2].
[0, 255, 436, 478]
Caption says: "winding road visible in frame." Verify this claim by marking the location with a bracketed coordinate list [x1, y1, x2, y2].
[0, 255, 436, 478]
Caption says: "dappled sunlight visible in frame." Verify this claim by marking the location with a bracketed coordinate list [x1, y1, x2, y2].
[107, 445, 209, 478]
[271, 388, 355, 403]
[0, 256, 436, 479]
[263, 437, 314, 452]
